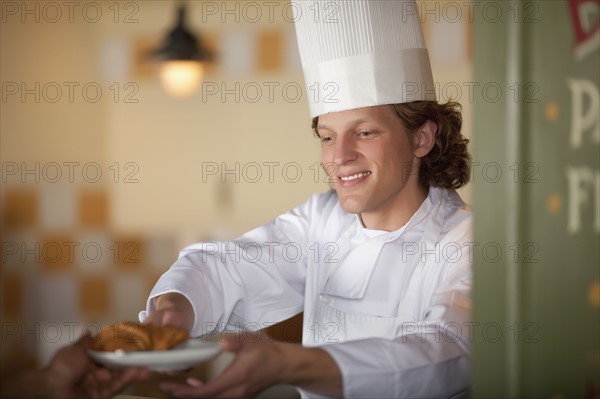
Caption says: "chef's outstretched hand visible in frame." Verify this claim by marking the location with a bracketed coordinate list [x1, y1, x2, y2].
[144, 292, 194, 333]
[159, 331, 343, 399]
[160, 331, 284, 398]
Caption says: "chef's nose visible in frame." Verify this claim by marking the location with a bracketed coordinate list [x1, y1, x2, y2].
[333, 136, 358, 165]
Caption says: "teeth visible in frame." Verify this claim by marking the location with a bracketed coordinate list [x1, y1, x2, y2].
[340, 171, 371, 181]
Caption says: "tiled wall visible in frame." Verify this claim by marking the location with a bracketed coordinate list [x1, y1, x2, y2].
[0, 183, 178, 372]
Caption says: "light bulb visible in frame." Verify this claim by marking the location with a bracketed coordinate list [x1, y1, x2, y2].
[159, 61, 203, 98]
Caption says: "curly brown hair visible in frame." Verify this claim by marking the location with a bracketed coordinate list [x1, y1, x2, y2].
[391, 101, 471, 189]
[311, 101, 471, 189]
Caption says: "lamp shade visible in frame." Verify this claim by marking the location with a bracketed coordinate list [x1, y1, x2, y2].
[150, 3, 211, 62]
[149, 2, 212, 98]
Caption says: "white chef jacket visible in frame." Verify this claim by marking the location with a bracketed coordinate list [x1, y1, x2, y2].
[140, 186, 472, 398]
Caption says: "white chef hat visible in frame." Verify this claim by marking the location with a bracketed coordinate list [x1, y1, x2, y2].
[293, 0, 436, 118]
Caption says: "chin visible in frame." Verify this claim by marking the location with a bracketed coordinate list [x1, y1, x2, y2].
[337, 196, 367, 215]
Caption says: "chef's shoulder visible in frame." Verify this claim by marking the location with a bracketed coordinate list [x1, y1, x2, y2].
[439, 188, 473, 245]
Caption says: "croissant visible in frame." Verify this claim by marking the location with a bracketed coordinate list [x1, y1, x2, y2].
[91, 322, 188, 352]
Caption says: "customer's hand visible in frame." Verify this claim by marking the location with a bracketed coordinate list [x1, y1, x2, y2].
[1, 332, 151, 399]
[49, 332, 151, 399]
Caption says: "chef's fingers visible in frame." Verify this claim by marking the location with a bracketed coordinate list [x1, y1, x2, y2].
[219, 333, 245, 353]
[143, 308, 190, 331]
[220, 331, 262, 352]
[142, 310, 163, 326]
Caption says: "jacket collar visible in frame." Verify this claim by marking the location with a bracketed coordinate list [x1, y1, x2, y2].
[321, 187, 447, 299]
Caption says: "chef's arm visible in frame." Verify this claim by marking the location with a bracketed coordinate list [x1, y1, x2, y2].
[140, 194, 322, 337]
[144, 292, 195, 332]
[320, 331, 470, 398]
[318, 255, 473, 398]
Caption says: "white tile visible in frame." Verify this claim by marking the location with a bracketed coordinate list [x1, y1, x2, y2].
[284, 27, 302, 72]
[23, 274, 79, 325]
[39, 184, 77, 230]
[74, 231, 113, 272]
[99, 38, 130, 83]
[221, 30, 256, 75]
[146, 234, 177, 271]
[111, 275, 148, 321]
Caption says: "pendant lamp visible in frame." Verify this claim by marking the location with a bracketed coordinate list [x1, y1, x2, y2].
[150, 2, 212, 98]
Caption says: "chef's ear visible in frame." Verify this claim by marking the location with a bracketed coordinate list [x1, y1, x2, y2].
[413, 120, 437, 158]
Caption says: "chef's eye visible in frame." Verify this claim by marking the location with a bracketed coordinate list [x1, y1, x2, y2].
[320, 136, 333, 143]
[358, 131, 373, 137]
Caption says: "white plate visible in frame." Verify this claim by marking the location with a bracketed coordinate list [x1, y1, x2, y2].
[88, 339, 221, 371]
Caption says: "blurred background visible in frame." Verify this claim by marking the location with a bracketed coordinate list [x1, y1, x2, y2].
[0, 0, 597, 397]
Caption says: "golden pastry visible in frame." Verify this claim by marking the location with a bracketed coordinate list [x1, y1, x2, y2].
[91, 322, 188, 352]
[147, 324, 187, 351]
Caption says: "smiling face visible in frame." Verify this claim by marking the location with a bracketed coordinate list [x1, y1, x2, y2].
[317, 105, 432, 230]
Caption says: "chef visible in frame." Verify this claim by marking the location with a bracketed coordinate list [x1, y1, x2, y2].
[141, 0, 473, 397]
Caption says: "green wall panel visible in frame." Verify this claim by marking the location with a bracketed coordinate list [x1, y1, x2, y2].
[473, 1, 599, 397]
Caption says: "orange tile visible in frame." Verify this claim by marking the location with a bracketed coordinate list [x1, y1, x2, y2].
[258, 30, 283, 72]
[40, 234, 75, 271]
[79, 190, 108, 227]
[132, 35, 161, 79]
[2, 189, 38, 229]
[201, 32, 219, 74]
[1, 274, 23, 318]
[80, 276, 110, 315]
[111, 236, 145, 270]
